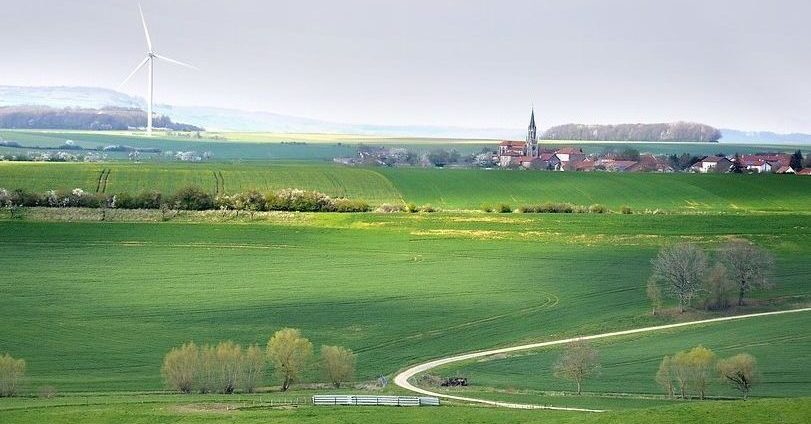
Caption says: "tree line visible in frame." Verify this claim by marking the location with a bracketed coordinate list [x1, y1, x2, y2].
[657, 346, 759, 400]
[0, 105, 202, 131]
[162, 328, 356, 394]
[0, 186, 371, 215]
[646, 240, 774, 314]
[543, 122, 722, 142]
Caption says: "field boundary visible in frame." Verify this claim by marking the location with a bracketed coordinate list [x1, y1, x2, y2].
[393, 307, 811, 412]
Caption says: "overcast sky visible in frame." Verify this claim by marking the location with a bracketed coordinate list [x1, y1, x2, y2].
[1, 0, 809, 132]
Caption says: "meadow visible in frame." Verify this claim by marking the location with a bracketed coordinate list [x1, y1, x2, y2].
[0, 212, 808, 394]
[431, 312, 811, 399]
[1, 161, 810, 212]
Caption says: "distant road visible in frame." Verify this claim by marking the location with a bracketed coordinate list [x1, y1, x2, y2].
[393, 307, 811, 413]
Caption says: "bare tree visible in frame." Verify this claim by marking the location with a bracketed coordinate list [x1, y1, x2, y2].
[650, 243, 708, 312]
[718, 240, 775, 306]
[717, 353, 758, 400]
[671, 350, 691, 399]
[161, 342, 198, 394]
[655, 355, 674, 398]
[703, 263, 735, 310]
[0, 353, 26, 397]
[266, 328, 313, 391]
[646, 278, 663, 315]
[241, 344, 266, 393]
[553, 340, 600, 395]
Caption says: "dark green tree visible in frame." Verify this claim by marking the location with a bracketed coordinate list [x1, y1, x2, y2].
[790, 150, 803, 170]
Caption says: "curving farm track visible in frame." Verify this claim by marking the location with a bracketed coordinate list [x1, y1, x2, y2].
[394, 307, 811, 413]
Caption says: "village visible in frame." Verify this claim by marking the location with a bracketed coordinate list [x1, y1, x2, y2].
[336, 110, 811, 175]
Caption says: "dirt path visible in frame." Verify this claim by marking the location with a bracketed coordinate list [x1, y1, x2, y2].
[393, 307, 811, 412]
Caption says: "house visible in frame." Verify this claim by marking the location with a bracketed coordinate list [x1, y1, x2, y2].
[539, 152, 563, 170]
[555, 147, 587, 164]
[575, 159, 596, 172]
[797, 168, 811, 176]
[637, 154, 674, 172]
[691, 156, 732, 173]
[740, 157, 773, 173]
[774, 166, 796, 174]
[742, 153, 791, 169]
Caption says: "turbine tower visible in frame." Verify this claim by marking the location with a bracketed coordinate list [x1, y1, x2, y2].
[119, 4, 197, 136]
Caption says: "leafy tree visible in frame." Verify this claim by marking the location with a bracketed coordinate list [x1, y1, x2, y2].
[171, 186, 214, 210]
[0, 353, 26, 397]
[717, 353, 758, 400]
[214, 341, 243, 394]
[655, 355, 674, 398]
[686, 346, 716, 400]
[671, 350, 691, 399]
[161, 342, 199, 394]
[790, 150, 803, 170]
[320, 345, 356, 388]
[718, 240, 774, 306]
[650, 243, 708, 312]
[266, 328, 313, 391]
[552, 340, 600, 395]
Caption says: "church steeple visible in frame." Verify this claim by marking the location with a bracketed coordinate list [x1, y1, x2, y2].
[527, 107, 538, 157]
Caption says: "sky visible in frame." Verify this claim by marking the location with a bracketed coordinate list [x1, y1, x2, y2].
[1, 0, 810, 133]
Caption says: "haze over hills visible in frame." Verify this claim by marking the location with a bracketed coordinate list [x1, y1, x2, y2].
[1, 85, 809, 143]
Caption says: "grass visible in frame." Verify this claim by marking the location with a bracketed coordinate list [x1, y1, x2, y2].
[429, 312, 811, 399]
[0, 394, 807, 423]
[0, 212, 808, 393]
[2, 161, 810, 212]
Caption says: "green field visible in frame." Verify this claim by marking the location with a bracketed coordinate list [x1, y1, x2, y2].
[1, 161, 810, 212]
[0, 395, 808, 424]
[0, 212, 808, 393]
[432, 312, 811, 399]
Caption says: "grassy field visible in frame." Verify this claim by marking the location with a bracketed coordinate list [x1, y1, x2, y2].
[0, 394, 808, 423]
[1, 161, 810, 212]
[2, 130, 808, 160]
[430, 312, 811, 399]
[0, 212, 808, 393]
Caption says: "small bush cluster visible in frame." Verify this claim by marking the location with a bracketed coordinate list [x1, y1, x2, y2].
[497, 203, 512, 213]
[621, 206, 633, 214]
[0, 187, 370, 213]
[376, 203, 404, 213]
[516, 203, 613, 214]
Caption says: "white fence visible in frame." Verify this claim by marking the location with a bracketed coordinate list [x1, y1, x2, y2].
[312, 395, 439, 407]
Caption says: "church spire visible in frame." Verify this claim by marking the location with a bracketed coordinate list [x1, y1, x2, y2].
[527, 107, 538, 157]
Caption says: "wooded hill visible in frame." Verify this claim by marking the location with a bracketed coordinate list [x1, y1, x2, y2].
[543, 122, 721, 142]
[0, 105, 203, 131]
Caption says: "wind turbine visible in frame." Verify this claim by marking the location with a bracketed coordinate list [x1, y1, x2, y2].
[119, 3, 197, 136]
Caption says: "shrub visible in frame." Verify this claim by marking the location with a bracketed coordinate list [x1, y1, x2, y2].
[480, 205, 494, 213]
[588, 204, 608, 214]
[233, 190, 267, 213]
[419, 204, 436, 213]
[333, 198, 371, 213]
[266, 189, 332, 212]
[162, 342, 199, 394]
[497, 204, 512, 213]
[0, 353, 26, 397]
[405, 203, 418, 213]
[38, 385, 57, 399]
[376, 203, 404, 213]
[171, 186, 214, 210]
[116, 191, 163, 209]
[621, 206, 632, 214]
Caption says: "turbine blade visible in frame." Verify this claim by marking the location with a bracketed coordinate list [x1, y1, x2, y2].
[118, 57, 150, 89]
[138, 3, 153, 52]
[154, 54, 198, 70]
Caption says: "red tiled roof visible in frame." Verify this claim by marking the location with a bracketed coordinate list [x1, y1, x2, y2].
[797, 168, 811, 175]
[499, 140, 526, 146]
[556, 147, 583, 155]
[539, 153, 558, 161]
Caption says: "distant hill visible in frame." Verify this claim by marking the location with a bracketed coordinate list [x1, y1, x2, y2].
[0, 86, 516, 138]
[719, 129, 811, 145]
[0, 105, 202, 131]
